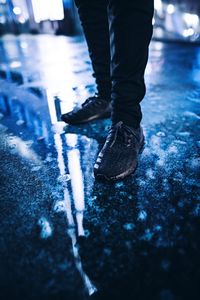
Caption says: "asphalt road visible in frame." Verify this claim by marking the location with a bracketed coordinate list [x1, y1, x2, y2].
[0, 34, 200, 300]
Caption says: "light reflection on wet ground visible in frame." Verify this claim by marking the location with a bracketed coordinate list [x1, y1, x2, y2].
[0, 34, 200, 300]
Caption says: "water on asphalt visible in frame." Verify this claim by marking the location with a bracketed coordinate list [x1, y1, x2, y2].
[0, 34, 200, 300]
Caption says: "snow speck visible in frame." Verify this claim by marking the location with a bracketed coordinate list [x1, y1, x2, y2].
[138, 210, 147, 221]
[16, 120, 25, 126]
[168, 145, 178, 154]
[146, 168, 155, 179]
[57, 174, 71, 183]
[38, 217, 53, 239]
[52, 122, 66, 134]
[54, 201, 66, 213]
[123, 223, 135, 231]
[31, 165, 42, 172]
[156, 131, 166, 137]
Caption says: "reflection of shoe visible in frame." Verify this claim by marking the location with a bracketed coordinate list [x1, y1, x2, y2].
[94, 121, 145, 181]
[61, 94, 111, 124]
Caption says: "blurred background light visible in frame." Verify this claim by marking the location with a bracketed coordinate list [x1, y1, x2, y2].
[155, 0, 163, 11]
[13, 6, 21, 15]
[167, 4, 175, 15]
[183, 13, 199, 28]
[0, 0, 199, 43]
[31, 0, 64, 23]
[153, 0, 200, 43]
[183, 28, 195, 37]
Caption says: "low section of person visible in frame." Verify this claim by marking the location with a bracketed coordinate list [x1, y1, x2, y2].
[61, 0, 154, 180]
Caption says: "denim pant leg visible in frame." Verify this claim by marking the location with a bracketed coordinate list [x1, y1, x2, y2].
[108, 0, 154, 128]
[74, 0, 111, 100]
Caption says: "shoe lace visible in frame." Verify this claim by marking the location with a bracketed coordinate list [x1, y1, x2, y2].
[109, 121, 139, 148]
[82, 94, 106, 109]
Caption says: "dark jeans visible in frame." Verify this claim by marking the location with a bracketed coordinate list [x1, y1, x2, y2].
[75, 0, 154, 128]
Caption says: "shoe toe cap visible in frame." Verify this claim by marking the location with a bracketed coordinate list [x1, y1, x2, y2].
[61, 112, 74, 123]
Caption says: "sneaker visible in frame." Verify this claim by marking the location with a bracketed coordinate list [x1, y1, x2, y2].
[94, 121, 145, 180]
[61, 94, 111, 124]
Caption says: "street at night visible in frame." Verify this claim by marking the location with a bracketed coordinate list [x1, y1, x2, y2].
[0, 33, 200, 300]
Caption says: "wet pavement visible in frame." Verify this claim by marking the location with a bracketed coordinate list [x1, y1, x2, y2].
[0, 34, 200, 300]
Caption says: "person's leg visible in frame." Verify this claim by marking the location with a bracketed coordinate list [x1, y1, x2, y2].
[61, 0, 111, 124]
[108, 0, 154, 128]
[75, 0, 111, 99]
[94, 0, 154, 180]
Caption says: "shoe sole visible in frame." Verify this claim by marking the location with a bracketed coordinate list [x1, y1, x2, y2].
[94, 140, 145, 182]
[61, 111, 111, 125]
